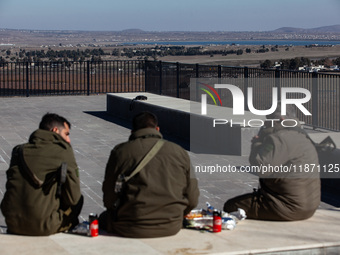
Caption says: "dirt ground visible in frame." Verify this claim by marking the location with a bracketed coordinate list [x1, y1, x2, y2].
[1, 44, 340, 67]
[158, 45, 340, 66]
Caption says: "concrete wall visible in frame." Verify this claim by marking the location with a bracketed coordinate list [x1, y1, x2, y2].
[106, 93, 260, 155]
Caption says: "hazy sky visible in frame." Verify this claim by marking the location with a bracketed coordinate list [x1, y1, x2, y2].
[0, 0, 339, 31]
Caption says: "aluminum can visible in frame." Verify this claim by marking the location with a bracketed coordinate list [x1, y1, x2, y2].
[88, 213, 99, 237]
[213, 210, 222, 233]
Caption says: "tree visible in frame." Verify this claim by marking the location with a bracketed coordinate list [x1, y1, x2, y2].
[0, 56, 7, 67]
[334, 57, 340, 66]
[236, 49, 243, 55]
[260, 60, 272, 69]
[289, 58, 301, 70]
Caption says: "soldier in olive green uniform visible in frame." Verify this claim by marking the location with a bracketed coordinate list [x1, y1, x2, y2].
[224, 105, 320, 221]
[100, 112, 199, 238]
[1, 113, 83, 236]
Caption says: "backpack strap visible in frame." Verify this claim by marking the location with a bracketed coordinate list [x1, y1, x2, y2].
[112, 139, 165, 219]
[124, 139, 165, 182]
[57, 162, 67, 196]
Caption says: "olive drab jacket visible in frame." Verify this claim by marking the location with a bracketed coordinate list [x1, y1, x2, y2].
[1, 129, 82, 236]
[249, 124, 321, 221]
[102, 128, 199, 238]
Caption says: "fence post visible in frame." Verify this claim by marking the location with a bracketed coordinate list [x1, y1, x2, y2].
[176, 62, 180, 98]
[144, 60, 148, 92]
[195, 64, 200, 102]
[275, 69, 281, 100]
[26, 62, 29, 97]
[312, 72, 318, 129]
[87, 61, 90, 96]
[159, 61, 162, 95]
[244, 67, 248, 111]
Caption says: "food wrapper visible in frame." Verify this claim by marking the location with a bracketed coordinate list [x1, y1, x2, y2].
[184, 204, 247, 231]
[184, 209, 213, 230]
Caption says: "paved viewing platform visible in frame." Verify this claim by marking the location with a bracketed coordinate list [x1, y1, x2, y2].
[0, 94, 340, 255]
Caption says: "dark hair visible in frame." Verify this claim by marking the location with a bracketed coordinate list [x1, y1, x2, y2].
[266, 103, 297, 119]
[39, 113, 71, 131]
[132, 112, 158, 132]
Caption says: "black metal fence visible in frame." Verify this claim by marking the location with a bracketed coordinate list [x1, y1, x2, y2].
[145, 60, 340, 131]
[0, 60, 145, 97]
[1, 59, 340, 131]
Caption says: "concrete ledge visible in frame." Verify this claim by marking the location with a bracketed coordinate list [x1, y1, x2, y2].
[1, 209, 340, 255]
[106, 92, 261, 155]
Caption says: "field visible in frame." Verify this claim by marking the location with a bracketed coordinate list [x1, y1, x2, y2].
[1, 43, 340, 68]
[159, 45, 340, 66]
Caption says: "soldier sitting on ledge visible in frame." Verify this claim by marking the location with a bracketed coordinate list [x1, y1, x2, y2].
[100, 111, 199, 238]
[224, 104, 320, 221]
[1, 113, 83, 236]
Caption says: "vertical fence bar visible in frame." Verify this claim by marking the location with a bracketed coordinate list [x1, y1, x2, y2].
[176, 62, 180, 98]
[275, 69, 281, 100]
[26, 62, 29, 97]
[312, 72, 319, 129]
[145, 60, 148, 92]
[244, 67, 249, 111]
[87, 61, 90, 95]
[159, 61, 162, 95]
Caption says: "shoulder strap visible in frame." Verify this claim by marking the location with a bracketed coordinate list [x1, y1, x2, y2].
[57, 162, 67, 196]
[124, 139, 165, 182]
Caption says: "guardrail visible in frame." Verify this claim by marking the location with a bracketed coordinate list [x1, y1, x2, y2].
[145, 60, 340, 131]
[1, 60, 340, 131]
[0, 60, 145, 96]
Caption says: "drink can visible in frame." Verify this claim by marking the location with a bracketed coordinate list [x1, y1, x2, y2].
[213, 210, 222, 233]
[88, 213, 98, 237]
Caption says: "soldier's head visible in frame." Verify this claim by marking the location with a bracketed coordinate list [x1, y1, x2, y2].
[39, 113, 71, 143]
[132, 112, 160, 132]
[266, 103, 297, 127]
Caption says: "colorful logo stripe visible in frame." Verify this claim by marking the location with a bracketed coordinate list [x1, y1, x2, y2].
[199, 83, 223, 106]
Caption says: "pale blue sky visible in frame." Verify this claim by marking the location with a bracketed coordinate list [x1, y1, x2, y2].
[0, 0, 339, 31]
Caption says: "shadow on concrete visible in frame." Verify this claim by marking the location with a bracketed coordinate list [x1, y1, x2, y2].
[84, 111, 132, 130]
[321, 179, 340, 207]
[84, 111, 190, 150]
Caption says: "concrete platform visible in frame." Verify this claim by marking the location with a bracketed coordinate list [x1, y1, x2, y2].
[1, 208, 340, 255]
[0, 94, 340, 255]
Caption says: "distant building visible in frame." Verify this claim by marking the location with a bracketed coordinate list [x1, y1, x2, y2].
[298, 65, 325, 72]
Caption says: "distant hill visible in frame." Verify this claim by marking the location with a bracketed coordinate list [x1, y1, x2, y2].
[1, 25, 340, 46]
[273, 25, 340, 33]
[119, 29, 146, 34]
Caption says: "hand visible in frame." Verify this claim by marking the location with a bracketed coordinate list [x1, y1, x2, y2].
[251, 135, 260, 144]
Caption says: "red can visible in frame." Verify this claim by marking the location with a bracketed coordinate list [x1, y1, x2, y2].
[88, 213, 99, 237]
[213, 210, 222, 233]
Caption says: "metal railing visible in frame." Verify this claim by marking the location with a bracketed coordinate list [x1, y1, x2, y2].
[0, 60, 145, 97]
[145, 60, 340, 131]
[1, 59, 340, 131]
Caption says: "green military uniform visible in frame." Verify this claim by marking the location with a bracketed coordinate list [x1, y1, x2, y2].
[1, 129, 82, 236]
[224, 124, 321, 221]
[101, 128, 199, 238]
